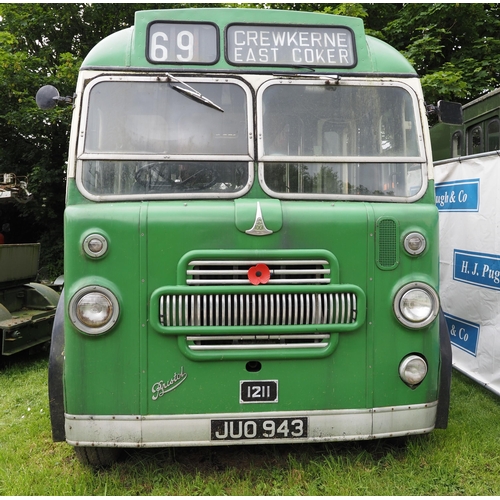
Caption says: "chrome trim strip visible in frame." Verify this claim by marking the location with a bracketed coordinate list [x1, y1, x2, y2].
[188, 259, 329, 266]
[188, 343, 329, 350]
[186, 334, 330, 341]
[186, 278, 331, 285]
[78, 153, 254, 161]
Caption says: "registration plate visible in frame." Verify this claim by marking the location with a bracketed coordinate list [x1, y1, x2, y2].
[211, 417, 308, 441]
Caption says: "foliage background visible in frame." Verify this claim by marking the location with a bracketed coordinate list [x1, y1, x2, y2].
[0, 3, 498, 277]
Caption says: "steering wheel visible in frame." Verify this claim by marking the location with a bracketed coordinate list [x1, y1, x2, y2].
[134, 162, 218, 192]
[134, 162, 173, 191]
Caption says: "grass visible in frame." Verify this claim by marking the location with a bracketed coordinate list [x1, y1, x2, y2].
[1, 349, 500, 495]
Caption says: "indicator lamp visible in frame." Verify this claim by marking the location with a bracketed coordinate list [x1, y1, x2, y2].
[83, 233, 108, 258]
[404, 232, 426, 256]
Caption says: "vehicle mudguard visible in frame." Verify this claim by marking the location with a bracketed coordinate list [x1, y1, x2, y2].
[435, 309, 452, 429]
[48, 289, 65, 441]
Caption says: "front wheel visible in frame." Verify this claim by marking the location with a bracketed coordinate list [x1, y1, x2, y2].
[74, 446, 122, 467]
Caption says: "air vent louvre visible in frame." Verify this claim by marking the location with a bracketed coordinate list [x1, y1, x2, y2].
[376, 218, 399, 270]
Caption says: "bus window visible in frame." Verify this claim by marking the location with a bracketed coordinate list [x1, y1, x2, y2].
[487, 119, 500, 151]
[467, 125, 483, 155]
[82, 160, 249, 196]
[260, 82, 423, 198]
[451, 130, 462, 157]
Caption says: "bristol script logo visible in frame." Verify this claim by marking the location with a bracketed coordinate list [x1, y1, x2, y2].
[152, 367, 188, 400]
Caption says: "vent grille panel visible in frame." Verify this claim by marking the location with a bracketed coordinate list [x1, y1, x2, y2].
[376, 218, 399, 269]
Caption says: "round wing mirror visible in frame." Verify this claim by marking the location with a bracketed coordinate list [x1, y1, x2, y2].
[36, 85, 60, 110]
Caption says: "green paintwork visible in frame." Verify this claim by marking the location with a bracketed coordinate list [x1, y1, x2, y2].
[63, 180, 439, 416]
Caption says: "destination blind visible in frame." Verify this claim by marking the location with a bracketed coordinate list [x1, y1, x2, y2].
[226, 24, 356, 67]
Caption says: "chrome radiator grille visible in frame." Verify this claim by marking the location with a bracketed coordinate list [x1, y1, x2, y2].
[186, 259, 330, 285]
[159, 292, 357, 327]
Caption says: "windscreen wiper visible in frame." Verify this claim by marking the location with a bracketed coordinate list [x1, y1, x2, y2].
[272, 72, 341, 84]
[166, 73, 224, 112]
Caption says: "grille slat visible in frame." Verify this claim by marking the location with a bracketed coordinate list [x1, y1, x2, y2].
[186, 334, 331, 351]
[160, 292, 357, 328]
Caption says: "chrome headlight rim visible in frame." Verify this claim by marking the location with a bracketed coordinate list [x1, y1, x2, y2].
[394, 282, 439, 329]
[69, 285, 119, 335]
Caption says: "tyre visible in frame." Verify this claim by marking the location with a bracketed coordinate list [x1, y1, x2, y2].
[74, 446, 122, 467]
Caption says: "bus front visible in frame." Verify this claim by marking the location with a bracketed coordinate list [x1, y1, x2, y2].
[49, 8, 450, 466]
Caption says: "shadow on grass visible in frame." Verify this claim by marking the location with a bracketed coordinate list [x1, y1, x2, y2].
[113, 435, 417, 475]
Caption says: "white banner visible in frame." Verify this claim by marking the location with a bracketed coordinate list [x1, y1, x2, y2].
[434, 152, 500, 395]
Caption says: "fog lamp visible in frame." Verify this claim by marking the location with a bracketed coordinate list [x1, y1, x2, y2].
[399, 354, 428, 387]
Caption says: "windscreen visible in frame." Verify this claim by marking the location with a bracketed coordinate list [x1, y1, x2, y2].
[260, 82, 424, 198]
[80, 78, 251, 197]
[85, 80, 249, 154]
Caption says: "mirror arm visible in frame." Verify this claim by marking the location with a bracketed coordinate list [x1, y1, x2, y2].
[54, 94, 75, 106]
[426, 104, 437, 116]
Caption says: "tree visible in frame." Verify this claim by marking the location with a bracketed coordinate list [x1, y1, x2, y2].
[263, 3, 500, 103]
[0, 3, 166, 276]
[379, 3, 500, 103]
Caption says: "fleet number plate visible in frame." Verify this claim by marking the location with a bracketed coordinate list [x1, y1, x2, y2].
[211, 417, 308, 441]
[240, 380, 278, 403]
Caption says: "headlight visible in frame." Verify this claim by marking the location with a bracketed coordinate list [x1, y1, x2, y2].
[399, 354, 428, 387]
[69, 286, 119, 334]
[403, 232, 426, 256]
[394, 282, 439, 328]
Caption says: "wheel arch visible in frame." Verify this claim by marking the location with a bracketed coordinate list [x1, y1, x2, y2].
[435, 309, 452, 429]
[48, 289, 66, 441]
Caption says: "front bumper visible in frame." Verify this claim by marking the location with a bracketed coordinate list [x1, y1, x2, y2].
[66, 401, 438, 447]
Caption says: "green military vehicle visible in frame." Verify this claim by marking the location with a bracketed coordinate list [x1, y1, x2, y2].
[0, 173, 60, 360]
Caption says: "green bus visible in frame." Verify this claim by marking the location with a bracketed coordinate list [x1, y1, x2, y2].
[40, 7, 452, 466]
[431, 88, 500, 161]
